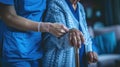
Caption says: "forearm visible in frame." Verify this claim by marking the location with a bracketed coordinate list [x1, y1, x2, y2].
[85, 43, 92, 53]
[0, 3, 68, 37]
[84, 33, 93, 53]
[2, 14, 39, 31]
[0, 5, 38, 32]
[84, 27, 93, 53]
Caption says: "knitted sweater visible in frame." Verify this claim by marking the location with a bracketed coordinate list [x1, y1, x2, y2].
[42, 0, 92, 67]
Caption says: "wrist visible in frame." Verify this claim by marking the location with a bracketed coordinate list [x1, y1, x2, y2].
[38, 22, 41, 32]
[38, 23, 50, 32]
[44, 23, 50, 32]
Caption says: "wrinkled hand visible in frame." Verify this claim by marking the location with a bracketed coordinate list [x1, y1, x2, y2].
[69, 28, 85, 48]
[86, 52, 98, 63]
[40, 23, 69, 37]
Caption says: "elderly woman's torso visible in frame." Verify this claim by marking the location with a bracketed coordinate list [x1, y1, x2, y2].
[42, 0, 90, 67]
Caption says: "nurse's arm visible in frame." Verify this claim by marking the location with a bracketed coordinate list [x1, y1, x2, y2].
[0, 4, 39, 31]
[0, 4, 68, 37]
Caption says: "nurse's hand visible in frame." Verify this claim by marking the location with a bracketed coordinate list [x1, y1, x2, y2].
[39, 23, 69, 37]
[86, 51, 98, 64]
[69, 28, 85, 48]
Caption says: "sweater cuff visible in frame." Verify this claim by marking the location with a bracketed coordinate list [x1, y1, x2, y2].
[85, 42, 92, 53]
[58, 33, 72, 49]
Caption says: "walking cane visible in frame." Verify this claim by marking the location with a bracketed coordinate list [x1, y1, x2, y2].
[74, 47, 80, 67]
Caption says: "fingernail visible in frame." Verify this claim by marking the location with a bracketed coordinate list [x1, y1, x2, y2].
[61, 29, 65, 33]
[79, 42, 81, 45]
[79, 45, 81, 48]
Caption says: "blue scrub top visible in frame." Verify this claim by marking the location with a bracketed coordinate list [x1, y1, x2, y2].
[0, 0, 14, 43]
[0, 0, 14, 5]
[0, 20, 6, 44]
[0, 20, 5, 57]
[14, 0, 46, 21]
[1, 0, 46, 61]
[0, 0, 14, 60]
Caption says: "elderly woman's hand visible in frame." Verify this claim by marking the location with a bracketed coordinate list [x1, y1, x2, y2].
[69, 28, 85, 48]
[86, 52, 98, 63]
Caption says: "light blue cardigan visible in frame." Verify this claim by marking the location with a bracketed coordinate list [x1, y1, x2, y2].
[42, 0, 92, 67]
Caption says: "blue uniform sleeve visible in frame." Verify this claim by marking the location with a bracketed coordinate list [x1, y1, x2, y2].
[0, 0, 14, 5]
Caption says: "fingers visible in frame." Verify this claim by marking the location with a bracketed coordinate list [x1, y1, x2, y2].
[69, 32, 77, 47]
[93, 52, 98, 62]
[54, 23, 69, 33]
[54, 24, 69, 37]
[75, 31, 81, 48]
[79, 32, 85, 43]
[69, 30, 79, 48]
[40, 23, 68, 37]
[87, 52, 98, 63]
[73, 32, 78, 47]
[88, 52, 94, 63]
[69, 32, 72, 45]
[69, 28, 85, 48]
[48, 23, 69, 37]
[53, 24, 66, 33]
[52, 30, 64, 37]
[61, 24, 69, 32]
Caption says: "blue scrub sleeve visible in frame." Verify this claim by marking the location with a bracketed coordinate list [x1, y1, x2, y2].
[0, 0, 14, 5]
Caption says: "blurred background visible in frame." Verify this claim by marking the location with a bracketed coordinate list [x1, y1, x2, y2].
[80, 0, 120, 67]
[0, 0, 120, 67]
[81, 0, 120, 26]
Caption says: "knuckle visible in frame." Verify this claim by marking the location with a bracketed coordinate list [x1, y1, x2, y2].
[60, 24, 64, 27]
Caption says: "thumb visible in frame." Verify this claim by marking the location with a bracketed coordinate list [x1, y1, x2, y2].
[61, 25, 69, 32]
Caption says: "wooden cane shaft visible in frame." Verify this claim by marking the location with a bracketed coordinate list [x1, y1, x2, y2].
[75, 48, 80, 67]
